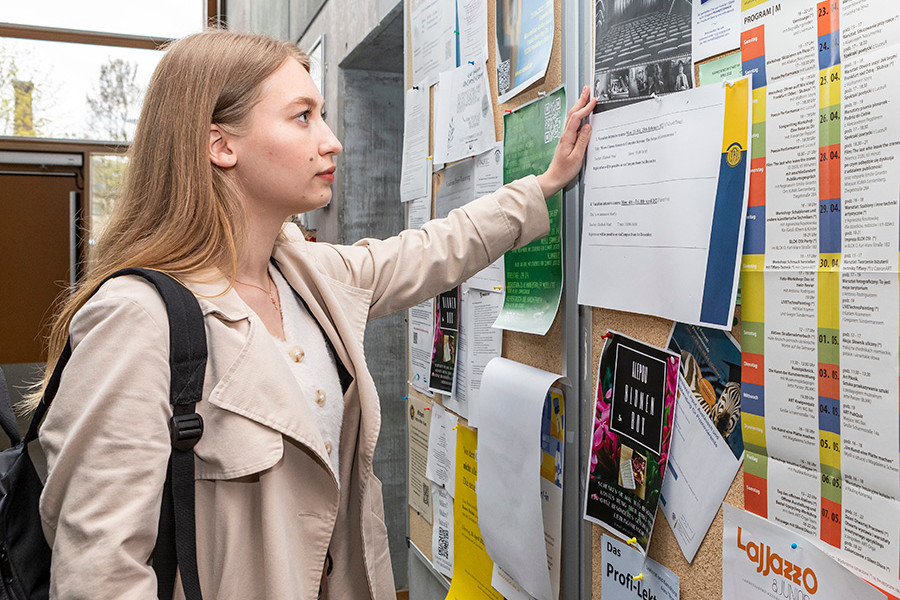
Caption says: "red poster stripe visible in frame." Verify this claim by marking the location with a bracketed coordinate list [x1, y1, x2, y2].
[743, 353, 764, 386]
[749, 157, 766, 207]
[744, 472, 768, 518]
[820, 496, 841, 548]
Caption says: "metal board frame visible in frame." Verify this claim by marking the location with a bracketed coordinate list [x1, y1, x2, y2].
[559, 0, 593, 597]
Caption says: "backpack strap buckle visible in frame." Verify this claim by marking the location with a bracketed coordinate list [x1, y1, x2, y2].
[170, 414, 204, 451]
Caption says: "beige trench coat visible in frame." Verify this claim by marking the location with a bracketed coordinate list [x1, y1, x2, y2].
[38, 175, 548, 600]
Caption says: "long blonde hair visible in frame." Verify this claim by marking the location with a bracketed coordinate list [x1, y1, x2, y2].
[24, 30, 309, 412]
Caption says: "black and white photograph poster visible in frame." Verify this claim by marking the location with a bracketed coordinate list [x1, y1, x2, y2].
[594, 0, 693, 110]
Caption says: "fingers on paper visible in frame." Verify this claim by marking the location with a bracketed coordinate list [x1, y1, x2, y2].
[574, 123, 592, 155]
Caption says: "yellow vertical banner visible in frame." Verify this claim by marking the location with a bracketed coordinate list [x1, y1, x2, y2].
[446, 425, 504, 599]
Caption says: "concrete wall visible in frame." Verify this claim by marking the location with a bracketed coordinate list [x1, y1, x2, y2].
[336, 67, 406, 587]
[224, 0, 409, 589]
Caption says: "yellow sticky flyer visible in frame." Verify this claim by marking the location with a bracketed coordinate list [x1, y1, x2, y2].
[446, 425, 503, 600]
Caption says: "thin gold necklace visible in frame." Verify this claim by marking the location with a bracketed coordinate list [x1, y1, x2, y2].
[235, 274, 281, 312]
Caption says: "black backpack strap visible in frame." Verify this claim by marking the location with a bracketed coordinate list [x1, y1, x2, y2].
[26, 268, 206, 600]
[0, 368, 20, 446]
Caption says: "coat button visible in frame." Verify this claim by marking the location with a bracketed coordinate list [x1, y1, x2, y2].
[316, 389, 326, 407]
[288, 346, 305, 362]
[325, 441, 333, 455]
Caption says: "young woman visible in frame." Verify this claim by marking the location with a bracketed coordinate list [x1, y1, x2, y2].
[32, 29, 595, 599]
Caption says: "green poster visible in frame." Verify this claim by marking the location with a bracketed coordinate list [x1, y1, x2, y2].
[697, 51, 742, 86]
[493, 87, 564, 335]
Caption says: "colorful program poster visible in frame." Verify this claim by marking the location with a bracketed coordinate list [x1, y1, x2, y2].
[739, 2, 900, 595]
[493, 88, 564, 335]
[584, 331, 680, 554]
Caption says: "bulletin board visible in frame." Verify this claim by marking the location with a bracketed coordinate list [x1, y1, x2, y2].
[404, 0, 743, 598]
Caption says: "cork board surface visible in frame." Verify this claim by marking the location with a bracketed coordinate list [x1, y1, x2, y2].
[589, 307, 745, 599]
[406, 0, 566, 565]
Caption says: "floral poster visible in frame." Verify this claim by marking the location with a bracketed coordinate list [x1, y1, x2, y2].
[583, 331, 679, 554]
[429, 287, 460, 395]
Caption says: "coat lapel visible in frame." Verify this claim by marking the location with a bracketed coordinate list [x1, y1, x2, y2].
[184, 275, 334, 476]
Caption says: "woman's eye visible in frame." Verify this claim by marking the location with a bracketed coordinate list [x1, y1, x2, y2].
[297, 110, 310, 123]
[321, 110, 327, 121]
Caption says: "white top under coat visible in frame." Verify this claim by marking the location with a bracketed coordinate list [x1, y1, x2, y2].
[269, 263, 344, 484]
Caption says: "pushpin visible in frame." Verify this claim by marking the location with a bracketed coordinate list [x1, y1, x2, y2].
[791, 543, 798, 549]
[601, 332, 612, 339]
[538, 91, 547, 97]
[423, 406, 431, 411]
[452, 424, 459, 430]
[504, 109, 513, 113]
[626, 537, 638, 547]
[468, 60, 475, 65]
[403, 395, 409, 400]
[427, 155, 433, 160]
[412, 86, 419, 90]
[493, 285, 502, 291]
[453, 29, 459, 34]
[633, 573, 644, 581]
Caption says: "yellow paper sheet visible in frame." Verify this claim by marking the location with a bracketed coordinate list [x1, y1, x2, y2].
[446, 425, 504, 599]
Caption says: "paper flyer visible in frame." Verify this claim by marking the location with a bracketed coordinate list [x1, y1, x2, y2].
[400, 83, 430, 203]
[407, 195, 431, 230]
[697, 51, 743, 87]
[495, 0, 553, 104]
[407, 395, 433, 522]
[478, 358, 564, 600]
[600, 534, 679, 600]
[432, 482, 454, 578]
[593, 0, 692, 110]
[425, 402, 458, 496]
[429, 287, 460, 395]
[579, 79, 751, 330]
[723, 504, 885, 600]
[410, 0, 456, 86]
[691, 0, 740, 63]
[446, 425, 504, 600]
[456, 0, 488, 67]
[660, 375, 741, 562]
[433, 60, 496, 165]
[409, 298, 434, 394]
[433, 146, 505, 295]
[668, 321, 744, 459]
[584, 331, 680, 554]
[493, 88, 564, 335]
[445, 285, 503, 424]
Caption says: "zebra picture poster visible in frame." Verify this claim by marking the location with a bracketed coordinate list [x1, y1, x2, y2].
[667, 321, 744, 460]
[584, 331, 680, 555]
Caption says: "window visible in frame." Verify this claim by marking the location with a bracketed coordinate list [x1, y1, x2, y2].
[90, 153, 128, 245]
[2, 1, 204, 40]
[1, 2, 211, 141]
[0, 38, 162, 140]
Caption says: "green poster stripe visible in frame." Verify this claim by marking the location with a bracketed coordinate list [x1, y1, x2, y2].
[817, 327, 840, 364]
[743, 449, 768, 478]
[820, 464, 842, 504]
[819, 105, 841, 146]
[751, 122, 766, 160]
[743, 321, 765, 355]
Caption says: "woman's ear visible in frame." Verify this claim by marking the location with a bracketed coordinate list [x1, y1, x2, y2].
[209, 124, 237, 168]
